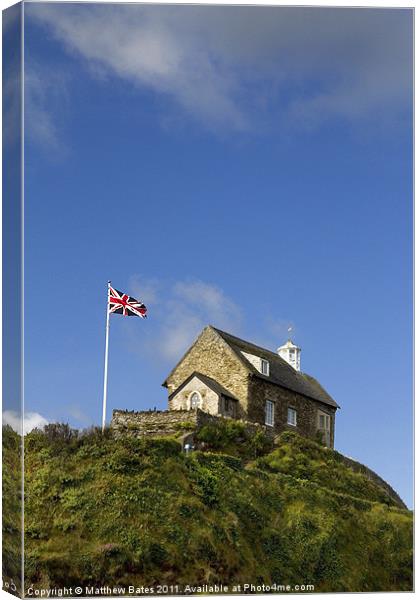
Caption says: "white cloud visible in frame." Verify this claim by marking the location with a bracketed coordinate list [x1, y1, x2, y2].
[126, 276, 242, 362]
[3, 410, 49, 435]
[129, 275, 160, 306]
[259, 317, 298, 347]
[25, 62, 69, 151]
[27, 4, 412, 133]
[66, 405, 91, 425]
[173, 280, 241, 323]
[3, 4, 22, 152]
[2, 68, 21, 151]
[28, 4, 247, 132]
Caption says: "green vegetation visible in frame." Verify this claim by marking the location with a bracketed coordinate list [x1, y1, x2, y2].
[3, 424, 413, 593]
[3, 425, 22, 595]
[255, 431, 404, 508]
[174, 421, 196, 431]
[196, 419, 274, 459]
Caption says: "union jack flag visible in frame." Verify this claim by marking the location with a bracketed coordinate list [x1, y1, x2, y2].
[108, 285, 147, 318]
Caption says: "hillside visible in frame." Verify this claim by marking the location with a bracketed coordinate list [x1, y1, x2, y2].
[2, 426, 22, 593]
[4, 423, 413, 594]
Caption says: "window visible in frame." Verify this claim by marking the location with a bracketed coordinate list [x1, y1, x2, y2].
[319, 413, 330, 430]
[318, 412, 331, 447]
[190, 391, 201, 409]
[261, 359, 270, 376]
[287, 407, 297, 426]
[224, 397, 230, 412]
[265, 400, 274, 426]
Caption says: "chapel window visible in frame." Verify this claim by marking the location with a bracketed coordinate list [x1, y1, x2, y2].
[190, 392, 201, 409]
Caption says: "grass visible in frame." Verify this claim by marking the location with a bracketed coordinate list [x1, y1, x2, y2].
[2, 424, 413, 594]
[2, 426, 22, 596]
[254, 430, 405, 508]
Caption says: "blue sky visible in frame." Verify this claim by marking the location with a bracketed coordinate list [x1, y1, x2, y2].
[18, 3, 413, 505]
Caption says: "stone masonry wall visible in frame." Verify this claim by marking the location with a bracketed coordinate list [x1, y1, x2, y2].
[165, 326, 250, 419]
[111, 409, 200, 438]
[248, 378, 336, 447]
[111, 408, 273, 440]
[169, 375, 220, 414]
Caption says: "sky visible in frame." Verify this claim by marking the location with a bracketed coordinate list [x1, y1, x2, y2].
[11, 3, 413, 504]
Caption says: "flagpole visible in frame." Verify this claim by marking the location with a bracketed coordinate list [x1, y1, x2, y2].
[102, 281, 111, 431]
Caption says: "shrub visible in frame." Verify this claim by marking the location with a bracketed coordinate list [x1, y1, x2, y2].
[20, 423, 413, 592]
[174, 421, 195, 431]
[196, 419, 247, 449]
[314, 430, 326, 446]
[248, 430, 274, 457]
[43, 423, 78, 443]
[188, 457, 221, 507]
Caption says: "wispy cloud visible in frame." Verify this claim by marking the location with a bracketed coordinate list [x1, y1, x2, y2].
[25, 62, 69, 152]
[260, 317, 298, 347]
[3, 410, 49, 435]
[128, 276, 243, 362]
[125, 275, 297, 368]
[27, 4, 412, 134]
[66, 405, 92, 426]
[3, 4, 22, 151]
[3, 68, 21, 150]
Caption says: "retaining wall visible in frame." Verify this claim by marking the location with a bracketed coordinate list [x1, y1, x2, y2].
[111, 408, 273, 439]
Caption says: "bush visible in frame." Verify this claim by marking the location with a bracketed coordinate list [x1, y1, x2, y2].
[20, 423, 413, 592]
[248, 430, 274, 457]
[43, 423, 78, 443]
[174, 421, 195, 431]
[196, 419, 247, 448]
[188, 455, 222, 507]
[196, 419, 273, 461]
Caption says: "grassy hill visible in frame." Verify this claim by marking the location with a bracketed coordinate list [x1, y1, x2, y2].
[3, 423, 413, 594]
[2, 426, 22, 593]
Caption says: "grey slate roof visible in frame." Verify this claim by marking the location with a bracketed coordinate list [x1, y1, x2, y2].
[169, 371, 239, 402]
[212, 327, 339, 409]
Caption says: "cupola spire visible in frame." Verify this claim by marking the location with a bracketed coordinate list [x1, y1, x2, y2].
[277, 338, 301, 371]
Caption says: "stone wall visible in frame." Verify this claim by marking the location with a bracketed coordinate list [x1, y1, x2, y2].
[164, 326, 250, 419]
[169, 376, 238, 419]
[111, 409, 199, 438]
[111, 407, 245, 438]
[248, 377, 336, 447]
[111, 407, 273, 440]
[169, 375, 220, 414]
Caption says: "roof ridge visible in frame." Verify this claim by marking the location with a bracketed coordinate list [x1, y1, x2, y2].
[211, 325, 295, 368]
[164, 325, 338, 409]
[211, 325, 274, 353]
[211, 325, 338, 409]
[168, 370, 240, 401]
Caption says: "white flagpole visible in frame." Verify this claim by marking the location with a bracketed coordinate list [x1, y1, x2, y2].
[102, 281, 111, 431]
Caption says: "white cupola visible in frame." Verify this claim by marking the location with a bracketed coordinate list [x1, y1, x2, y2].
[277, 339, 301, 371]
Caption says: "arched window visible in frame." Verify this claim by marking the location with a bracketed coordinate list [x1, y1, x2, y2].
[189, 391, 202, 409]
